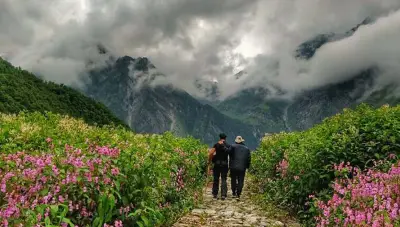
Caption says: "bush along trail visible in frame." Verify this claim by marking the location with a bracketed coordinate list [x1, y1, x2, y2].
[2, 104, 400, 227]
[0, 112, 207, 227]
[250, 104, 400, 226]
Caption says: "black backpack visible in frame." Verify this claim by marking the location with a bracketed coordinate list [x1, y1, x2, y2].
[212, 142, 228, 166]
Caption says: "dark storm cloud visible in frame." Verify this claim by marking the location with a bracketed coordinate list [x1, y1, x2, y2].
[1, 0, 400, 99]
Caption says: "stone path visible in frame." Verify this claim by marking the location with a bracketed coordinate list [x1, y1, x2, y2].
[173, 178, 299, 227]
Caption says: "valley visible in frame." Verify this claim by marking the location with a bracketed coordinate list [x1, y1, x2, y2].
[1, 6, 400, 226]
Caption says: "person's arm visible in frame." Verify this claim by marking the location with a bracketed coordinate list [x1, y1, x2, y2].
[207, 146, 216, 176]
[208, 147, 215, 164]
[228, 145, 234, 160]
[226, 143, 232, 154]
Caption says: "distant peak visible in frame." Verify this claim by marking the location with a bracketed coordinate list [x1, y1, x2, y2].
[361, 17, 374, 25]
[118, 55, 135, 63]
[96, 43, 109, 55]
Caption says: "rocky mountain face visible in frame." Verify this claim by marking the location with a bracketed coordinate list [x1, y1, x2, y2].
[83, 55, 260, 149]
[82, 18, 398, 149]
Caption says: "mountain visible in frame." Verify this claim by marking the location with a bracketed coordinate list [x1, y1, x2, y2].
[0, 57, 126, 127]
[217, 17, 399, 133]
[83, 56, 260, 149]
[286, 70, 376, 130]
[81, 17, 398, 149]
[216, 88, 289, 133]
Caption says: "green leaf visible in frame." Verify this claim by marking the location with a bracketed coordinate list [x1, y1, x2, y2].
[61, 218, 75, 227]
[141, 215, 150, 226]
[50, 205, 58, 216]
[115, 181, 120, 191]
[92, 217, 102, 227]
[40, 188, 49, 196]
[45, 217, 51, 226]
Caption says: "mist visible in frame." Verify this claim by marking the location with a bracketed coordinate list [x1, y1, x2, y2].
[1, 0, 400, 100]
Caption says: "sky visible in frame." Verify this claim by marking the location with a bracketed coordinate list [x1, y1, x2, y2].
[1, 0, 400, 100]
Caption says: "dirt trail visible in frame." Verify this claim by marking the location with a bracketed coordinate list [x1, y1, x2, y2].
[173, 178, 299, 227]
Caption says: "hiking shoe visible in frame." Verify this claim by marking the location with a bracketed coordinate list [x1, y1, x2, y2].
[221, 196, 226, 201]
[212, 195, 218, 199]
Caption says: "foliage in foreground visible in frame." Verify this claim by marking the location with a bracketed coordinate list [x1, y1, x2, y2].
[313, 157, 400, 226]
[250, 104, 400, 223]
[0, 112, 207, 227]
[0, 57, 126, 128]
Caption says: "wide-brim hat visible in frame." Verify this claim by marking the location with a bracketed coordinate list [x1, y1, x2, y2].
[235, 136, 245, 143]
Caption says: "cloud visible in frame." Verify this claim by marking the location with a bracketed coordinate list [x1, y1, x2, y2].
[1, 0, 400, 100]
[236, 0, 400, 99]
[305, 10, 400, 89]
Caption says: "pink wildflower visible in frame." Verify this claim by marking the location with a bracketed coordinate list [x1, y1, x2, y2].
[114, 220, 123, 227]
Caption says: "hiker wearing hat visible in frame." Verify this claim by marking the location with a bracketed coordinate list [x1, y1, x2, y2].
[228, 135, 251, 199]
[208, 133, 230, 200]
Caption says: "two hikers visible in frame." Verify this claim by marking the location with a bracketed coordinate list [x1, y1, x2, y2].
[208, 133, 251, 200]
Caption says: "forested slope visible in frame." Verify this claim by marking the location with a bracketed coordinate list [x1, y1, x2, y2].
[0, 57, 126, 127]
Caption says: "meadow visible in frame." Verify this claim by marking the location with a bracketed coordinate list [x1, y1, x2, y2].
[250, 104, 400, 226]
[0, 112, 207, 227]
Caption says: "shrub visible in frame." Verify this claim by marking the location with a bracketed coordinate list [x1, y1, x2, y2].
[0, 112, 207, 227]
[250, 104, 400, 222]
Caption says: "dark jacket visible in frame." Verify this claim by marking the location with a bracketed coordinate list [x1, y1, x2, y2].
[212, 141, 230, 166]
[228, 143, 251, 171]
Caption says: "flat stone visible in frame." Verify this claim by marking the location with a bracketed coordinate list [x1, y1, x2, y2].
[272, 221, 285, 226]
[247, 216, 259, 223]
[221, 211, 234, 217]
[204, 209, 217, 215]
[191, 209, 205, 214]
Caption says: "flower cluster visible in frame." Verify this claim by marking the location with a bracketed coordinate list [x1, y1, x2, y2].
[0, 139, 124, 226]
[276, 159, 289, 177]
[170, 167, 185, 192]
[314, 160, 400, 227]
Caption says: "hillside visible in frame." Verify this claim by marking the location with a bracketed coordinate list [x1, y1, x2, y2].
[250, 104, 400, 225]
[0, 57, 126, 127]
[83, 55, 260, 149]
[0, 112, 207, 226]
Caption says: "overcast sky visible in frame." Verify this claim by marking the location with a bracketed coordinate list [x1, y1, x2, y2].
[1, 0, 400, 99]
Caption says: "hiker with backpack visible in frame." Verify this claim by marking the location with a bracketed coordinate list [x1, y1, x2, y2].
[208, 133, 230, 200]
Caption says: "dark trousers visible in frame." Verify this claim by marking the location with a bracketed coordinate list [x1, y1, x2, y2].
[212, 165, 228, 197]
[230, 169, 246, 196]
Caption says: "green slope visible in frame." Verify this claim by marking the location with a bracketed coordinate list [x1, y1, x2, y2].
[0, 57, 126, 127]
